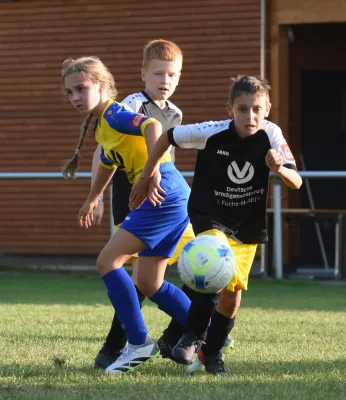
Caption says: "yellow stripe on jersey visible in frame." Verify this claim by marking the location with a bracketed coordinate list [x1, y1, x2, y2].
[95, 100, 171, 184]
[197, 229, 257, 291]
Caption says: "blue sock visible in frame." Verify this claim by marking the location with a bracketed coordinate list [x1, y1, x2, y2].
[150, 281, 191, 327]
[102, 268, 148, 345]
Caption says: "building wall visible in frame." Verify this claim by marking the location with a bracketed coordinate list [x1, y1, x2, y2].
[0, 0, 260, 255]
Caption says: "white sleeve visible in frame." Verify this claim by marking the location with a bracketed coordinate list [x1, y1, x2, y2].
[171, 120, 231, 150]
[121, 95, 141, 113]
[263, 121, 297, 166]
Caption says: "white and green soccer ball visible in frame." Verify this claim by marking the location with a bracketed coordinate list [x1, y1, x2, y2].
[177, 234, 236, 293]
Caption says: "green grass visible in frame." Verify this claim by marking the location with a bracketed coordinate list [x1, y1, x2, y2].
[0, 275, 345, 400]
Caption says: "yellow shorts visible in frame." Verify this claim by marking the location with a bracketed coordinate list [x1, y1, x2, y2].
[115, 222, 195, 266]
[198, 229, 257, 292]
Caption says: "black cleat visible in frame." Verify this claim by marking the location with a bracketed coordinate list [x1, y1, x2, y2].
[172, 333, 203, 365]
[204, 351, 227, 376]
[157, 335, 186, 365]
[94, 345, 122, 370]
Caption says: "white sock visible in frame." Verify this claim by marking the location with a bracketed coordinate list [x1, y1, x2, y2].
[128, 335, 153, 349]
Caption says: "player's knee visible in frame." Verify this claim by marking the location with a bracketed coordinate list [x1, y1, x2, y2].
[96, 253, 108, 275]
[136, 278, 161, 297]
[217, 288, 241, 318]
[96, 253, 121, 276]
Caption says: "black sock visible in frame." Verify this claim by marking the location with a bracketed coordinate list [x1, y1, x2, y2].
[202, 311, 235, 356]
[104, 286, 146, 351]
[186, 291, 219, 340]
[162, 284, 195, 345]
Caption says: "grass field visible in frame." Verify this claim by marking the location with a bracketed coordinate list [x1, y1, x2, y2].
[0, 274, 345, 400]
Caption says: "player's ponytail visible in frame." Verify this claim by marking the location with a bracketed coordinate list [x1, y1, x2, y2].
[62, 113, 93, 179]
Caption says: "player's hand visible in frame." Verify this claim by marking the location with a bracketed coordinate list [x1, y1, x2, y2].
[129, 175, 151, 210]
[78, 198, 98, 228]
[147, 171, 166, 207]
[266, 149, 283, 174]
[92, 202, 104, 226]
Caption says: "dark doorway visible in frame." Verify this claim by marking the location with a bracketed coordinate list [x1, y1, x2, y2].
[300, 70, 346, 265]
[288, 23, 346, 267]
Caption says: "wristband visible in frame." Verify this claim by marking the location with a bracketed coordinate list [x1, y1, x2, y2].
[98, 197, 104, 203]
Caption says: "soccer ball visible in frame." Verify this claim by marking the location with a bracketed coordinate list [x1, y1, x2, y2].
[177, 234, 236, 293]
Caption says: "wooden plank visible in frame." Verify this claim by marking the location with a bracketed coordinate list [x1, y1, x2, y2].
[267, 208, 346, 215]
[272, 0, 346, 24]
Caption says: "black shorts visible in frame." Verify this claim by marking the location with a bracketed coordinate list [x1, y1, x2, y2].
[111, 169, 132, 225]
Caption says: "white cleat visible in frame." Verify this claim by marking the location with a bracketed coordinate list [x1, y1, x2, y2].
[105, 336, 159, 375]
[187, 350, 204, 374]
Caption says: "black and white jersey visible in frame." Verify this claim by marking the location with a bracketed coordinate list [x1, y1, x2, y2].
[111, 91, 182, 224]
[168, 119, 297, 244]
[122, 91, 182, 134]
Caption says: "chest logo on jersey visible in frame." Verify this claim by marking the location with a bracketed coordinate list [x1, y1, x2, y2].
[227, 161, 254, 184]
[217, 149, 229, 156]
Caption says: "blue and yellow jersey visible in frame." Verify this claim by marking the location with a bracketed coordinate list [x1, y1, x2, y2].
[95, 100, 171, 184]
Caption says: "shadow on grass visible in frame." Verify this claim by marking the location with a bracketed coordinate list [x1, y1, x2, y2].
[1, 358, 345, 379]
[0, 275, 345, 312]
[0, 359, 345, 400]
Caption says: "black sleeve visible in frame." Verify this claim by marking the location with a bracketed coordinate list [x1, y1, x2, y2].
[167, 128, 179, 147]
[282, 163, 298, 171]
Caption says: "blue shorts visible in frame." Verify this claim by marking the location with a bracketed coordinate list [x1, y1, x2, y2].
[120, 162, 191, 258]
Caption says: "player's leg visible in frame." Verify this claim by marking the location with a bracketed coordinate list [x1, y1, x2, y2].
[104, 173, 191, 372]
[105, 162, 191, 373]
[106, 250, 191, 374]
[192, 289, 241, 376]
[97, 228, 161, 375]
[172, 228, 236, 365]
[172, 290, 219, 364]
[95, 257, 144, 370]
[135, 217, 192, 329]
[156, 223, 198, 361]
[190, 240, 257, 375]
[95, 171, 135, 369]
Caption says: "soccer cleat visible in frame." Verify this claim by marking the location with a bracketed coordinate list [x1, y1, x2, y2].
[204, 351, 227, 376]
[187, 348, 205, 374]
[172, 333, 204, 365]
[157, 335, 187, 365]
[187, 336, 234, 374]
[105, 336, 160, 375]
[222, 336, 235, 352]
[94, 345, 122, 370]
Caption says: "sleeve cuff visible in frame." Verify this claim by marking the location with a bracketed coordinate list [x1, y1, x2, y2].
[167, 128, 179, 147]
[100, 161, 116, 170]
[282, 163, 297, 171]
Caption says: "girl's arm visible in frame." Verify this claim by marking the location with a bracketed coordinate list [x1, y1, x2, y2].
[91, 144, 104, 225]
[79, 164, 117, 228]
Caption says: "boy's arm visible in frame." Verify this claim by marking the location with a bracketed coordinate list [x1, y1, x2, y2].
[266, 149, 302, 189]
[79, 164, 117, 229]
[129, 123, 168, 209]
[129, 121, 223, 209]
[141, 120, 223, 176]
[277, 165, 302, 189]
[142, 129, 170, 178]
[264, 122, 302, 190]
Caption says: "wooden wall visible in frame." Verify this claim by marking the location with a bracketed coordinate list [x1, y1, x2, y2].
[0, 0, 261, 255]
